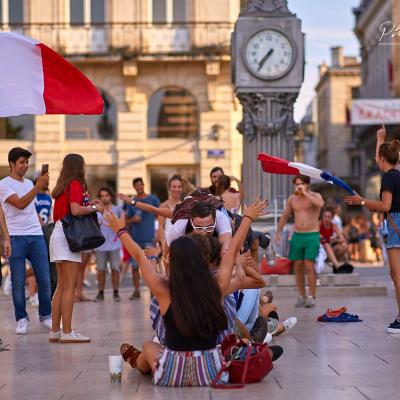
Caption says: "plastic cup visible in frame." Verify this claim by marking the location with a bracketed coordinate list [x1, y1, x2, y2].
[109, 355, 123, 382]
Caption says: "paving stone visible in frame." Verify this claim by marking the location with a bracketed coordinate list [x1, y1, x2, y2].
[0, 286, 398, 400]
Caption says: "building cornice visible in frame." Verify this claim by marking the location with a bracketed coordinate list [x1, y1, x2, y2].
[315, 66, 360, 92]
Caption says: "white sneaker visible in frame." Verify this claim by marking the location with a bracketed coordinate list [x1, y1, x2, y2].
[263, 332, 273, 344]
[283, 317, 298, 332]
[152, 335, 160, 344]
[60, 330, 90, 343]
[40, 318, 52, 330]
[16, 318, 29, 335]
[3, 275, 12, 296]
[29, 293, 39, 307]
[49, 330, 61, 343]
[305, 296, 316, 308]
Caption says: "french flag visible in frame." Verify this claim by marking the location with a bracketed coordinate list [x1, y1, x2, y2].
[257, 153, 355, 194]
[0, 32, 104, 117]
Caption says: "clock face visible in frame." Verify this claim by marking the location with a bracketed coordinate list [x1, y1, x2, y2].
[245, 29, 295, 80]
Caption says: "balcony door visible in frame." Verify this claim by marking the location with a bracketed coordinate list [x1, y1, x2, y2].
[149, 0, 189, 52]
[65, 0, 106, 53]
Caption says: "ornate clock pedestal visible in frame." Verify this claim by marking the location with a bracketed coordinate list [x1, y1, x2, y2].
[232, 0, 305, 206]
[237, 92, 298, 207]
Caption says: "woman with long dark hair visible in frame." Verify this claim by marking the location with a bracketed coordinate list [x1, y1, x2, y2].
[345, 132, 400, 333]
[104, 199, 267, 386]
[49, 154, 103, 343]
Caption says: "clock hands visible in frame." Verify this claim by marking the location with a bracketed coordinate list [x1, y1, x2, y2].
[257, 48, 274, 71]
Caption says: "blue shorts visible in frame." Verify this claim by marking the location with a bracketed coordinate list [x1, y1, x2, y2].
[131, 242, 153, 270]
[387, 213, 400, 249]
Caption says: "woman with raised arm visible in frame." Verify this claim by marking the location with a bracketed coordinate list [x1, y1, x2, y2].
[104, 199, 271, 387]
[345, 137, 400, 334]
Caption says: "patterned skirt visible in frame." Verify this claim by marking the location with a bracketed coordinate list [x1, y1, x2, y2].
[153, 347, 228, 387]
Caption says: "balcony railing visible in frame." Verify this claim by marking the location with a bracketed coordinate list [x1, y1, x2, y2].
[0, 22, 234, 56]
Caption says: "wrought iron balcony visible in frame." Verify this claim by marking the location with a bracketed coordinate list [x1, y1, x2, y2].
[0, 22, 234, 56]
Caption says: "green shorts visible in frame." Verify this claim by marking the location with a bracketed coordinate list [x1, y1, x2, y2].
[289, 232, 320, 262]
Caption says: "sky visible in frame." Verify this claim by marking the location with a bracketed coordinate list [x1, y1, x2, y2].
[288, 0, 361, 122]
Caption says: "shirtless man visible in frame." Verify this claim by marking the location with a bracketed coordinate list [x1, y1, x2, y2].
[275, 175, 324, 308]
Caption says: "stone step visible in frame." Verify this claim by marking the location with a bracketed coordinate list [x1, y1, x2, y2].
[262, 273, 361, 287]
[262, 285, 387, 297]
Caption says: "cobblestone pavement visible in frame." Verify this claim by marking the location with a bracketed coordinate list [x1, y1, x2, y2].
[1, 283, 399, 400]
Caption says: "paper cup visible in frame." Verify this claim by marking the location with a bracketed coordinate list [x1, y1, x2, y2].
[109, 355, 123, 382]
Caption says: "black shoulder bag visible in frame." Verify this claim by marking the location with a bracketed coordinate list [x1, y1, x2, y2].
[61, 186, 105, 252]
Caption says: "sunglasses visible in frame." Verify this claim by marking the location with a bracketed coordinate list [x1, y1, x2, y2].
[190, 219, 216, 233]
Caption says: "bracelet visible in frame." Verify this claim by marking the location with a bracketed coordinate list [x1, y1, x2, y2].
[242, 215, 254, 222]
[147, 256, 158, 261]
[116, 228, 128, 239]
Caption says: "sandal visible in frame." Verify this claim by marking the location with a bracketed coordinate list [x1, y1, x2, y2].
[120, 343, 142, 368]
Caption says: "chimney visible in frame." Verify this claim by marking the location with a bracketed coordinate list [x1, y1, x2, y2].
[331, 46, 344, 67]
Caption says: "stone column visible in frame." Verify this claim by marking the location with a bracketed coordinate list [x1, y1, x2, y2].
[237, 92, 298, 207]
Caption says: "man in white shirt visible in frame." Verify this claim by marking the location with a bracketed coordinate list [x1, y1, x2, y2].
[0, 148, 52, 334]
[166, 202, 232, 254]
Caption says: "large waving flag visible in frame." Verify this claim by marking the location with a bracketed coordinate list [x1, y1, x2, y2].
[257, 153, 355, 194]
[0, 32, 103, 117]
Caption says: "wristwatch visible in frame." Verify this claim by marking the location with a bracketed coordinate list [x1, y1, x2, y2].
[361, 200, 366, 206]
[131, 199, 137, 206]
[91, 204, 97, 211]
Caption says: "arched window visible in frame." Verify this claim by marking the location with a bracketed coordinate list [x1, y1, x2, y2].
[148, 86, 199, 139]
[66, 90, 116, 139]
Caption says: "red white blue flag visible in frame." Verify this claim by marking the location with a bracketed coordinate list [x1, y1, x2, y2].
[257, 153, 355, 194]
[0, 32, 104, 117]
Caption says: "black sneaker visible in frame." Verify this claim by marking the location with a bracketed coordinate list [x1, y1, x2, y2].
[95, 292, 104, 302]
[269, 345, 283, 362]
[387, 317, 400, 334]
[250, 316, 269, 343]
[113, 292, 121, 302]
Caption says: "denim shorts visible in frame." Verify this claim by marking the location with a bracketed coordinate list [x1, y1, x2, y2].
[131, 242, 153, 270]
[386, 213, 400, 249]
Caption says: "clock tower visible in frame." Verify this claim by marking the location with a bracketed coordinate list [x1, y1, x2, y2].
[232, 0, 305, 206]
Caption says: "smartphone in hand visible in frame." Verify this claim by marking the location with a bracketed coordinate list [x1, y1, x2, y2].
[41, 164, 49, 175]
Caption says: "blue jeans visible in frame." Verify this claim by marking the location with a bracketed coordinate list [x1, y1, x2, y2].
[236, 289, 260, 331]
[9, 235, 51, 321]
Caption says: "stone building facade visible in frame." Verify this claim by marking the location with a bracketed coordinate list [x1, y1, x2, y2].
[0, 0, 243, 200]
[352, 0, 400, 195]
[315, 46, 361, 188]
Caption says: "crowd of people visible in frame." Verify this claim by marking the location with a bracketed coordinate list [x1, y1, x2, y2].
[0, 122, 399, 387]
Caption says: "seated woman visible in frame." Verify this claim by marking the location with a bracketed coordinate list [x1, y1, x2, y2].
[320, 207, 349, 271]
[104, 199, 281, 387]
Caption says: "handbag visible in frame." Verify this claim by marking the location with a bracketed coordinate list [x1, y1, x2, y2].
[61, 185, 105, 252]
[211, 334, 273, 389]
[62, 212, 105, 252]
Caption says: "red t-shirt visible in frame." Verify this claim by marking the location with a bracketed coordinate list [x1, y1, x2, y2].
[53, 180, 84, 222]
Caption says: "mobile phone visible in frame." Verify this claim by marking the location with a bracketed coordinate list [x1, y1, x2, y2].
[41, 164, 49, 175]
